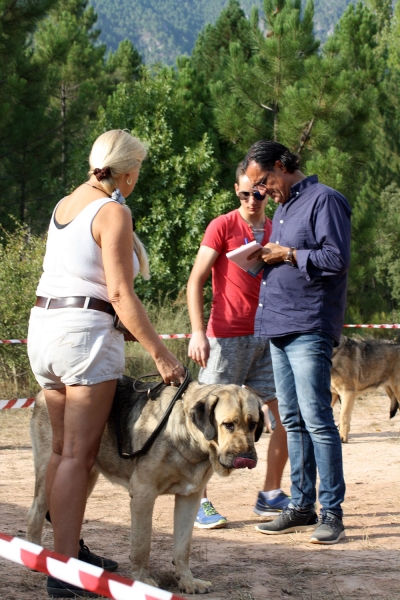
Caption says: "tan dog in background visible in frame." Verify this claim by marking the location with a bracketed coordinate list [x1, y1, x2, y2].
[331, 336, 400, 443]
[27, 380, 263, 594]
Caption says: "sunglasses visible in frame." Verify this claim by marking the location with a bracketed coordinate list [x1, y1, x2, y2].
[251, 172, 272, 200]
[238, 190, 266, 202]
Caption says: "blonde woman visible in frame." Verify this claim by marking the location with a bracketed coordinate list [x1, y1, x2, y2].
[28, 130, 185, 598]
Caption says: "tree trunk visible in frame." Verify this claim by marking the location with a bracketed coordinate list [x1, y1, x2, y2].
[61, 81, 67, 186]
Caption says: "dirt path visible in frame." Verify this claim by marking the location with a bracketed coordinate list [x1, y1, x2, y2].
[1, 392, 400, 600]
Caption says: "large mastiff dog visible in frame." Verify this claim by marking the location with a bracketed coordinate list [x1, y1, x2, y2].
[27, 378, 264, 594]
[331, 336, 400, 443]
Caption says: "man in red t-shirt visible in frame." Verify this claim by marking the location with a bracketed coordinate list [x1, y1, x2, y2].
[187, 163, 289, 529]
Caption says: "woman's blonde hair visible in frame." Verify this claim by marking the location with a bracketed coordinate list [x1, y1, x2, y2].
[89, 130, 147, 196]
[133, 232, 150, 280]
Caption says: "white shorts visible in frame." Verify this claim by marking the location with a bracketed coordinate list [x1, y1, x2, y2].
[28, 306, 125, 389]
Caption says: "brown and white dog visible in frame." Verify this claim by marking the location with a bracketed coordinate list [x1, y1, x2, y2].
[27, 379, 264, 594]
[331, 336, 400, 443]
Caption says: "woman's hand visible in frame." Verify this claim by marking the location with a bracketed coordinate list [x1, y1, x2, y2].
[154, 350, 186, 385]
[188, 330, 210, 368]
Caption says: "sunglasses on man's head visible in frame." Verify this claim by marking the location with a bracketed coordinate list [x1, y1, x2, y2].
[238, 190, 266, 202]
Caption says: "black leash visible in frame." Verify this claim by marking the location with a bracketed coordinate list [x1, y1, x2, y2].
[114, 367, 191, 460]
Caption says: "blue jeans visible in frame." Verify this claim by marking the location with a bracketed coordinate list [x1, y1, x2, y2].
[270, 332, 345, 518]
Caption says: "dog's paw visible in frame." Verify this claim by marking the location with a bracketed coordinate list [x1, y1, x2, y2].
[178, 576, 212, 594]
[131, 570, 158, 588]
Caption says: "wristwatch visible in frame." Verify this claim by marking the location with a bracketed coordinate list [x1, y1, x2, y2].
[284, 247, 296, 266]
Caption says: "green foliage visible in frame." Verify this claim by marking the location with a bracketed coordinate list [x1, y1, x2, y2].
[0, 0, 144, 231]
[211, 0, 319, 156]
[175, 0, 256, 185]
[124, 300, 200, 379]
[106, 40, 143, 84]
[0, 224, 46, 390]
[374, 184, 400, 305]
[0, 0, 60, 230]
[86, 68, 233, 299]
[209, 0, 382, 205]
[190, 0, 253, 81]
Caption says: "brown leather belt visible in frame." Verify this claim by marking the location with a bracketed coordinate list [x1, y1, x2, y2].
[35, 296, 115, 316]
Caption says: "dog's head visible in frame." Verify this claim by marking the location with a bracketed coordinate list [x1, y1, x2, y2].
[188, 383, 264, 476]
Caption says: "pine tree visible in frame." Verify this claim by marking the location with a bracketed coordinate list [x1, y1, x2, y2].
[352, 0, 400, 322]
[33, 1, 109, 191]
[29, 0, 144, 227]
[189, 0, 253, 82]
[211, 0, 319, 156]
[0, 0, 59, 228]
[106, 40, 143, 84]
[332, 2, 394, 322]
[176, 0, 254, 184]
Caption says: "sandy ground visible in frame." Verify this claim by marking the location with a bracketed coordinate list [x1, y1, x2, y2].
[1, 392, 400, 600]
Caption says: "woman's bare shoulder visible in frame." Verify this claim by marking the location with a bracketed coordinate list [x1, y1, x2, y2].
[93, 201, 132, 244]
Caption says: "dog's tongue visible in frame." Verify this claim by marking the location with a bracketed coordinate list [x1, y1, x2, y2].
[233, 457, 256, 469]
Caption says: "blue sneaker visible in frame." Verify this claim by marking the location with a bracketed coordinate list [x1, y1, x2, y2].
[194, 501, 228, 529]
[253, 491, 291, 517]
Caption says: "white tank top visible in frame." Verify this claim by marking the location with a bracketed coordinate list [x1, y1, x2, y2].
[36, 198, 139, 302]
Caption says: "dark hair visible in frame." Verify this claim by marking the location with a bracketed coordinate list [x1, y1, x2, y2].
[243, 141, 300, 174]
[235, 161, 246, 184]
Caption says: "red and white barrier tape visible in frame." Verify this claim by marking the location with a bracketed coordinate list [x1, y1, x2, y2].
[0, 398, 35, 410]
[158, 334, 192, 339]
[0, 532, 183, 600]
[1, 325, 399, 407]
[0, 335, 192, 344]
[3, 325, 400, 345]
[343, 324, 400, 329]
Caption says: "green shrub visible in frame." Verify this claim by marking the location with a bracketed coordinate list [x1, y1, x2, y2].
[124, 297, 199, 380]
[0, 224, 46, 396]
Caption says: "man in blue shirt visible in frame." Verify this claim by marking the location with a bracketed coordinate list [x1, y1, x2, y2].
[245, 140, 351, 545]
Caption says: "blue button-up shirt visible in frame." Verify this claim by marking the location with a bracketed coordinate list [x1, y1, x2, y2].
[254, 175, 351, 344]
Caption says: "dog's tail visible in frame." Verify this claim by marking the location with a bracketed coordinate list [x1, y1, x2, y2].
[390, 397, 400, 419]
[386, 386, 400, 419]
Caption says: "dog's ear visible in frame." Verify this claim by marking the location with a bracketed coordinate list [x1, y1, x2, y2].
[190, 394, 219, 440]
[255, 404, 265, 442]
[241, 385, 265, 442]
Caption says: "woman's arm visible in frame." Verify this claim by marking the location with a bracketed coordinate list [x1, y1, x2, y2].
[94, 202, 185, 384]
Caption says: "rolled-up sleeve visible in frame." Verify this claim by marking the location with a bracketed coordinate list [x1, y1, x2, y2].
[296, 194, 351, 280]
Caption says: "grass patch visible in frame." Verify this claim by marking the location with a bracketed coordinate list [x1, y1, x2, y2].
[124, 299, 199, 379]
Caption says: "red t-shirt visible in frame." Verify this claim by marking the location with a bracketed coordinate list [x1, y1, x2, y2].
[201, 209, 272, 337]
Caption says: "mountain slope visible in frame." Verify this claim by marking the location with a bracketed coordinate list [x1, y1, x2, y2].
[91, 0, 353, 65]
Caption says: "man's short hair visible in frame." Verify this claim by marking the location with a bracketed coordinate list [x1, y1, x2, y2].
[243, 141, 300, 174]
[236, 161, 246, 184]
